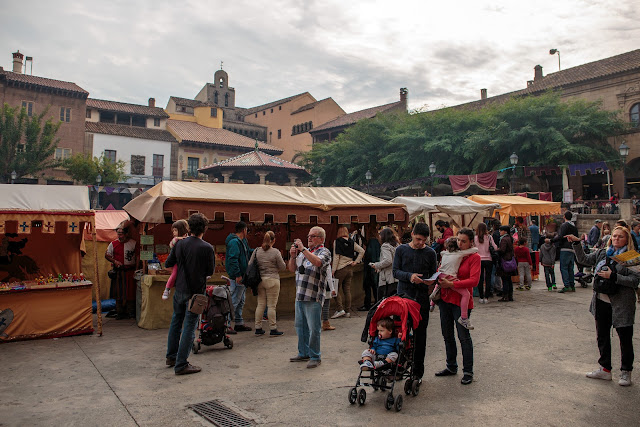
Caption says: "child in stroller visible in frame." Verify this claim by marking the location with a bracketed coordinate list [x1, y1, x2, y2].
[360, 317, 400, 371]
[349, 295, 422, 412]
[193, 276, 234, 354]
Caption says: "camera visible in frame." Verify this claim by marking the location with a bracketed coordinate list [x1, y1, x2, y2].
[298, 264, 306, 274]
[601, 266, 609, 271]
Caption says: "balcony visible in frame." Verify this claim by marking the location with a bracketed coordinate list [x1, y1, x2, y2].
[182, 170, 209, 181]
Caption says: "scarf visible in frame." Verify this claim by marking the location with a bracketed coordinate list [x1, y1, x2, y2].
[335, 237, 355, 259]
[595, 245, 627, 272]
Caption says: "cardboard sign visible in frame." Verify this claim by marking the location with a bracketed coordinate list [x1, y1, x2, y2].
[140, 250, 154, 261]
[140, 235, 154, 245]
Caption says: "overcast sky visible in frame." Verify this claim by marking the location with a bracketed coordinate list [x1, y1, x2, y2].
[1, 1, 638, 113]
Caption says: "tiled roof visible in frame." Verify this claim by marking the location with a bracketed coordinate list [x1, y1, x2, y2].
[169, 96, 217, 108]
[167, 119, 283, 154]
[310, 101, 403, 133]
[291, 98, 333, 115]
[240, 92, 312, 115]
[85, 122, 177, 142]
[199, 150, 308, 174]
[0, 70, 88, 95]
[87, 98, 169, 118]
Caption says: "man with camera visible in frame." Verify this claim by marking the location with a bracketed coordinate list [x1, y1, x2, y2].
[287, 226, 331, 369]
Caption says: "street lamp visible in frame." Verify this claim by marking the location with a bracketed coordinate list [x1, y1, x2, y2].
[365, 170, 372, 194]
[10, 170, 17, 184]
[619, 140, 630, 199]
[549, 49, 561, 71]
[429, 163, 436, 196]
[509, 152, 519, 194]
[315, 176, 322, 187]
[94, 174, 102, 209]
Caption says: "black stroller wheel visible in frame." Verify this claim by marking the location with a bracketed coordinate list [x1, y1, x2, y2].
[379, 376, 387, 389]
[348, 387, 358, 404]
[224, 337, 233, 349]
[372, 376, 379, 391]
[394, 395, 403, 412]
[385, 392, 394, 410]
[404, 379, 412, 395]
[357, 388, 367, 406]
[411, 379, 421, 396]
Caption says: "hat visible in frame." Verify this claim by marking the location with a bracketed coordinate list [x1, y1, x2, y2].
[595, 219, 602, 223]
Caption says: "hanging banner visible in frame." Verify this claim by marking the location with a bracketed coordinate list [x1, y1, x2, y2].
[569, 161, 609, 176]
[523, 166, 562, 176]
[449, 171, 498, 194]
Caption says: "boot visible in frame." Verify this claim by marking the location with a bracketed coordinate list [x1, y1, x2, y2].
[322, 320, 335, 331]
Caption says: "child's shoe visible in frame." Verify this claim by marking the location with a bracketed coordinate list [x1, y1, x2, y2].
[429, 301, 435, 312]
[457, 316, 474, 330]
[548, 287, 553, 292]
[525, 286, 531, 290]
[162, 288, 170, 300]
[360, 360, 374, 371]
[516, 286, 524, 291]
[373, 360, 385, 369]
[552, 284, 557, 290]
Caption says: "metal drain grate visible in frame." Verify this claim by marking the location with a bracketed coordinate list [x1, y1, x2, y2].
[189, 400, 255, 427]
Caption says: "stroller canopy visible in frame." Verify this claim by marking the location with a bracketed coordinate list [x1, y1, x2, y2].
[369, 296, 422, 341]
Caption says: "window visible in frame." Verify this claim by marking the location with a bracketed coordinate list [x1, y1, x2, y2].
[187, 157, 199, 177]
[152, 154, 164, 177]
[262, 111, 265, 116]
[631, 103, 640, 128]
[104, 150, 117, 163]
[55, 148, 72, 161]
[224, 93, 229, 107]
[86, 109, 91, 119]
[132, 115, 146, 127]
[100, 111, 115, 123]
[154, 118, 161, 127]
[214, 92, 218, 104]
[255, 113, 257, 118]
[271, 108, 273, 113]
[59, 107, 71, 122]
[130, 155, 145, 175]
[278, 129, 281, 139]
[116, 114, 131, 126]
[21, 101, 33, 116]
[17, 144, 25, 153]
[279, 106, 282, 111]
[211, 108, 217, 118]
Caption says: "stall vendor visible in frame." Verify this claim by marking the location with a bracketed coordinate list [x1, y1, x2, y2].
[105, 221, 138, 319]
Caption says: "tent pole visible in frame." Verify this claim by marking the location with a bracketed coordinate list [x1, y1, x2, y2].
[91, 218, 103, 336]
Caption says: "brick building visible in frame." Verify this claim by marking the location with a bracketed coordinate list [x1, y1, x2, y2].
[0, 51, 88, 184]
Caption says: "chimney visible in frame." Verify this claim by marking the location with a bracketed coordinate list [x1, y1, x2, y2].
[534, 64, 543, 82]
[148, 98, 155, 108]
[480, 88, 487, 100]
[12, 50, 24, 74]
[400, 87, 408, 109]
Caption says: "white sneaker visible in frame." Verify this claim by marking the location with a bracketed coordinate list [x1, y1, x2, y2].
[344, 312, 351, 318]
[162, 288, 170, 300]
[457, 316, 474, 330]
[586, 367, 612, 381]
[360, 360, 374, 371]
[331, 310, 345, 319]
[478, 299, 484, 304]
[619, 370, 632, 386]
[484, 298, 489, 304]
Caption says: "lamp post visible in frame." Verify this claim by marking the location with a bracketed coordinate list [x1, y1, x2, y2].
[10, 170, 17, 184]
[94, 174, 102, 209]
[549, 49, 561, 71]
[429, 163, 436, 196]
[509, 152, 519, 194]
[365, 170, 372, 194]
[315, 176, 322, 187]
[619, 140, 630, 199]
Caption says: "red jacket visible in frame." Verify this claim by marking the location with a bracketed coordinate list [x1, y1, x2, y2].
[441, 253, 481, 309]
[514, 246, 532, 264]
[436, 227, 454, 245]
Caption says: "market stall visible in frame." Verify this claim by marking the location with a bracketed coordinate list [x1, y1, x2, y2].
[124, 181, 408, 329]
[391, 196, 500, 230]
[0, 185, 102, 341]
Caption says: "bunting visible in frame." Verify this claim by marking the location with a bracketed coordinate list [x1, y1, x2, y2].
[524, 166, 562, 176]
[67, 221, 80, 234]
[569, 161, 609, 176]
[18, 221, 31, 234]
[42, 220, 56, 234]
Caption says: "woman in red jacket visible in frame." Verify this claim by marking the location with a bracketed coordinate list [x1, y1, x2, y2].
[435, 228, 481, 385]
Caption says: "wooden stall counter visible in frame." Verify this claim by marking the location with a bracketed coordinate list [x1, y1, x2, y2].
[137, 266, 366, 330]
[0, 281, 93, 342]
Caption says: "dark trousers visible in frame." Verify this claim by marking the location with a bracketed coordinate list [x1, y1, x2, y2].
[544, 266, 556, 287]
[595, 298, 634, 371]
[502, 275, 513, 297]
[478, 261, 493, 299]
[438, 300, 474, 375]
[377, 282, 397, 300]
[412, 297, 430, 379]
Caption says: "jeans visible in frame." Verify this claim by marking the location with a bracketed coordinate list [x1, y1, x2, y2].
[411, 296, 430, 379]
[531, 244, 538, 251]
[559, 251, 575, 288]
[335, 265, 354, 313]
[294, 300, 322, 360]
[543, 266, 556, 287]
[438, 300, 473, 375]
[478, 260, 493, 298]
[230, 279, 247, 325]
[595, 298, 634, 371]
[166, 291, 199, 372]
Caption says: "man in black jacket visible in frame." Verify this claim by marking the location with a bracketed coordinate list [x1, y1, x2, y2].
[165, 213, 215, 375]
[554, 211, 579, 293]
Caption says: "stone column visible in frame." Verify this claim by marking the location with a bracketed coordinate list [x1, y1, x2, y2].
[221, 173, 231, 183]
[257, 171, 268, 185]
[620, 199, 633, 220]
[288, 174, 297, 186]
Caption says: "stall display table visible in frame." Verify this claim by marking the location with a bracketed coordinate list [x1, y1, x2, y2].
[0, 281, 93, 342]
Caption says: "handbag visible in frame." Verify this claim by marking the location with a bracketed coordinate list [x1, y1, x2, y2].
[188, 294, 208, 315]
[243, 250, 261, 296]
[593, 260, 619, 295]
[500, 256, 517, 273]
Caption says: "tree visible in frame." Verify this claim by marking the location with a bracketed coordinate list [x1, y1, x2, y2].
[302, 92, 627, 187]
[0, 103, 62, 183]
[63, 153, 128, 185]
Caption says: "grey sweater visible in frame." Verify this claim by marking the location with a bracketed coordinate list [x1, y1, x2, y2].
[539, 243, 556, 266]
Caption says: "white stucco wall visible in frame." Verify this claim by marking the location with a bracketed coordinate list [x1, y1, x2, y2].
[91, 133, 172, 184]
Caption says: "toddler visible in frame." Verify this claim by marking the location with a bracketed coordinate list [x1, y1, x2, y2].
[430, 237, 478, 330]
[162, 219, 189, 300]
[540, 237, 557, 291]
[514, 237, 533, 290]
[360, 317, 400, 370]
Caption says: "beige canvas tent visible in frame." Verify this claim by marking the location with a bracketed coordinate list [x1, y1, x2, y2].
[390, 196, 500, 229]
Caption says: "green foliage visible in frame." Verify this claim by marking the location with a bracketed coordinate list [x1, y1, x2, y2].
[63, 153, 128, 185]
[302, 92, 626, 186]
[0, 103, 62, 183]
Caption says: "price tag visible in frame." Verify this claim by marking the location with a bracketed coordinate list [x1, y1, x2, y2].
[141, 235, 154, 245]
[140, 250, 154, 261]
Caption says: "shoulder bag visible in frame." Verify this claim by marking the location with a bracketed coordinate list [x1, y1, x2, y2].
[243, 250, 261, 296]
[500, 255, 517, 273]
[188, 294, 208, 315]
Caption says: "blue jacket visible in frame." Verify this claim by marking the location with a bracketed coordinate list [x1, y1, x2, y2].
[225, 233, 252, 278]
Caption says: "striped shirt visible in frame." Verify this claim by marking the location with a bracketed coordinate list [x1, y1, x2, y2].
[295, 245, 331, 304]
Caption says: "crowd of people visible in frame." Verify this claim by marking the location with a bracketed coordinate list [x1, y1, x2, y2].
[105, 211, 638, 386]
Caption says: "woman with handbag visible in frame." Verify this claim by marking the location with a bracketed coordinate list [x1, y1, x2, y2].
[474, 222, 498, 304]
[568, 226, 638, 386]
[252, 231, 287, 336]
[496, 225, 516, 302]
[371, 227, 399, 300]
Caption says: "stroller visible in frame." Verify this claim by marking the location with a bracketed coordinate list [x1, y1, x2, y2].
[193, 277, 234, 353]
[349, 295, 422, 412]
